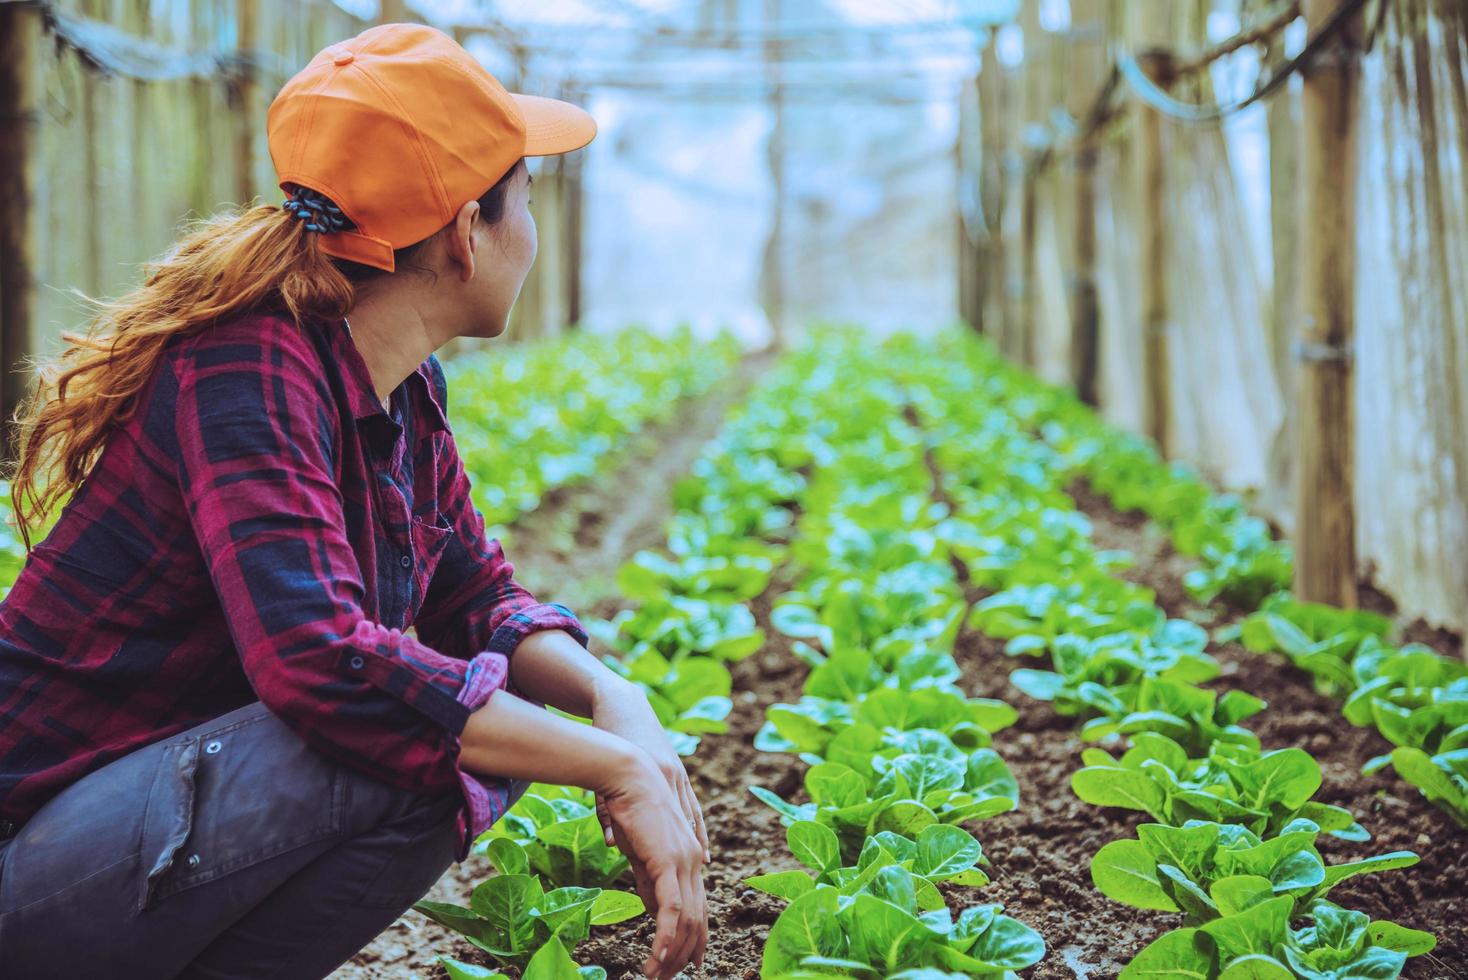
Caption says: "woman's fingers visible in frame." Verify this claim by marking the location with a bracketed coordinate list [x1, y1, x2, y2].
[657, 862, 702, 980]
[645, 866, 684, 980]
[612, 815, 656, 911]
[665, 762, 711, 864]
[690, 854, 709, 971]
[596, 791, 615, 847]
[679, 776, 712, 863]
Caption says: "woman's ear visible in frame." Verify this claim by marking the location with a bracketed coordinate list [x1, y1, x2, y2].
[450, 199, 479, 282]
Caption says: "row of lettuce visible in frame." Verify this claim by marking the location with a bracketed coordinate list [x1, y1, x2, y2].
[743, 343, 1045, 978]
[0, 326, 737, 603]
[971, 335, 1468, 832]
[904, 333, 1437, 978]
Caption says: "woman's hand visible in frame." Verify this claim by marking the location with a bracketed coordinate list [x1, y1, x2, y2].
[598, 744, 709, 979]
[591, 678, 712, 865]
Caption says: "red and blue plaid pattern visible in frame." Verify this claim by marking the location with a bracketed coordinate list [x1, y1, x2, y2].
[0, 312, 587, 861]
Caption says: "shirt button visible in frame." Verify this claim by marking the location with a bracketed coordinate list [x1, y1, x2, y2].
[186, 854, 201, 868]
[399, 554, 412, 568]
[350, 655, 365, 669]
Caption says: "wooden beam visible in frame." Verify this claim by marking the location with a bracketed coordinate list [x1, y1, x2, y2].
[1295, 0, 1363, 607]
[1137, 53, 1171, 453]
[1069, 0, 1104, 405]
[976, 32, 1005, 340]
[235, 0, 260, 205]
[1125, 1, 1175, 453]
[0, 2, 41, 462]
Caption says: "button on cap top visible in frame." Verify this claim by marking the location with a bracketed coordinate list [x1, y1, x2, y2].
[332, 49, 354, 66]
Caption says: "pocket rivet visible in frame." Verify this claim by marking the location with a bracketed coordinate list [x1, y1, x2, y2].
[205, 740, 223, 754]
[186, 853, 201, 868]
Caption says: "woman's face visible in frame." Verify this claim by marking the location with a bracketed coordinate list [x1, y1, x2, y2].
[462, 164, 536, 339]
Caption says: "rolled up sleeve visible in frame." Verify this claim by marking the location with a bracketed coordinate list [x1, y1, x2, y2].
[172, 321, 515, 860]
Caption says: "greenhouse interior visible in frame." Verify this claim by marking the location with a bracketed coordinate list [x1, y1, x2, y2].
[0, 0, 1464, 978]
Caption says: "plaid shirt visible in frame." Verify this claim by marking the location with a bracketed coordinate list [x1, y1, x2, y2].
[0, 311, 587, 862]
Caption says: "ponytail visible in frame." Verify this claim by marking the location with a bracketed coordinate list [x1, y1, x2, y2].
[4, 201, 352, 553]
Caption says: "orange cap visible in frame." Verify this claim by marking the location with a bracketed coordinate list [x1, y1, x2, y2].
[266, 22, 596, 273]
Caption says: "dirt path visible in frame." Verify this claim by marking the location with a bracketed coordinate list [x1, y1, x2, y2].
[332, 352, 769, 980]
[494, 350, 775, 621]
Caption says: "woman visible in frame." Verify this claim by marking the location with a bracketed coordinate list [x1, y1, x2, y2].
[0, 22, 708, 980]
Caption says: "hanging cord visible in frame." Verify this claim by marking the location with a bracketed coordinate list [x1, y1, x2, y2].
[1024, 0, 1384, 176]
[1118, 0, 1378, 123]
[0, 0, 300, 84]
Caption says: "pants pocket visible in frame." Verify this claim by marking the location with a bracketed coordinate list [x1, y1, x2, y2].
[138, 705, 347, 913]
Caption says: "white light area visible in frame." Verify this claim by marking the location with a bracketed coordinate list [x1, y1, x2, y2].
[996, 22, 1024, 66]
[461, 34, 520, 82]
[412, 0, 490, 25]
[828, 0, 950, 25]
[580, 92, 775, 346]
[1207, 9, 1240, 43]
[487, 0, 681, 25]
[1209, 43, 1260, 104]
[1284, 17, 1307, 57]
[332, 0, 378, 20]
[1038, 0, 1069, 32]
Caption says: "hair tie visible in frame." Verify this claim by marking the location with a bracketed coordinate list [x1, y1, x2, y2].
[282, 185, 355, 234]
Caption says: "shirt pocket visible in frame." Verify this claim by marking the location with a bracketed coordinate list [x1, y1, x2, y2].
[407, 514, 454, 620]
[136, 706, 347, 912]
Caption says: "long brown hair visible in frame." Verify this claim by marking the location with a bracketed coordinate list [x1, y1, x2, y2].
[4, 157, 526, 553]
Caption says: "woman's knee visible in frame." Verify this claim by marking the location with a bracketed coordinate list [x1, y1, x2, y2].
[349, 790, 462, 909]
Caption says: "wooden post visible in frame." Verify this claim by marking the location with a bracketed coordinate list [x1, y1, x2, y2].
[1016, 0, 1046, 369]
[956, 72, 980, 332]
[1136, 52, 1172, 454]
[0, 2, 41, 462]
[1295, 0, 1363, 607]
[760, 0, 786, 347]
[1069, 0, 1104, 405]
[560, 82, 586, 331]
[235, 0, 260, 205]
[977, 31, 1005, 340]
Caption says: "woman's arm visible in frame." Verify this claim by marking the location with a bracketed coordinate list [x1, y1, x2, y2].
[456, 682, 637, 787]
[506, 627, 635, 718]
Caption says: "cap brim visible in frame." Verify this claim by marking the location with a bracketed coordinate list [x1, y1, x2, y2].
[511, 93, 597, 156]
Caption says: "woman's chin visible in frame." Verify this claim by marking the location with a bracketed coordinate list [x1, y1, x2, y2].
[465, 315, 510, 340]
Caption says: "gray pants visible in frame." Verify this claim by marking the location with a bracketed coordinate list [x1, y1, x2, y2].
[0, 699, 466, 979]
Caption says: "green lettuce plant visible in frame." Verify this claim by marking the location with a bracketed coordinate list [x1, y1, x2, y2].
[1120, 896, 1435, 980]
[1091, 819, 1418, 924]
[745, 820, 992, 906]
[751, 756, 1017, 865]
[1072, 732, 1368, 841]
[414, 864, 641, 971]
[478, 784, 629, 889]
[760, 876, 1044, 978]
[439, 933, 609, 980]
